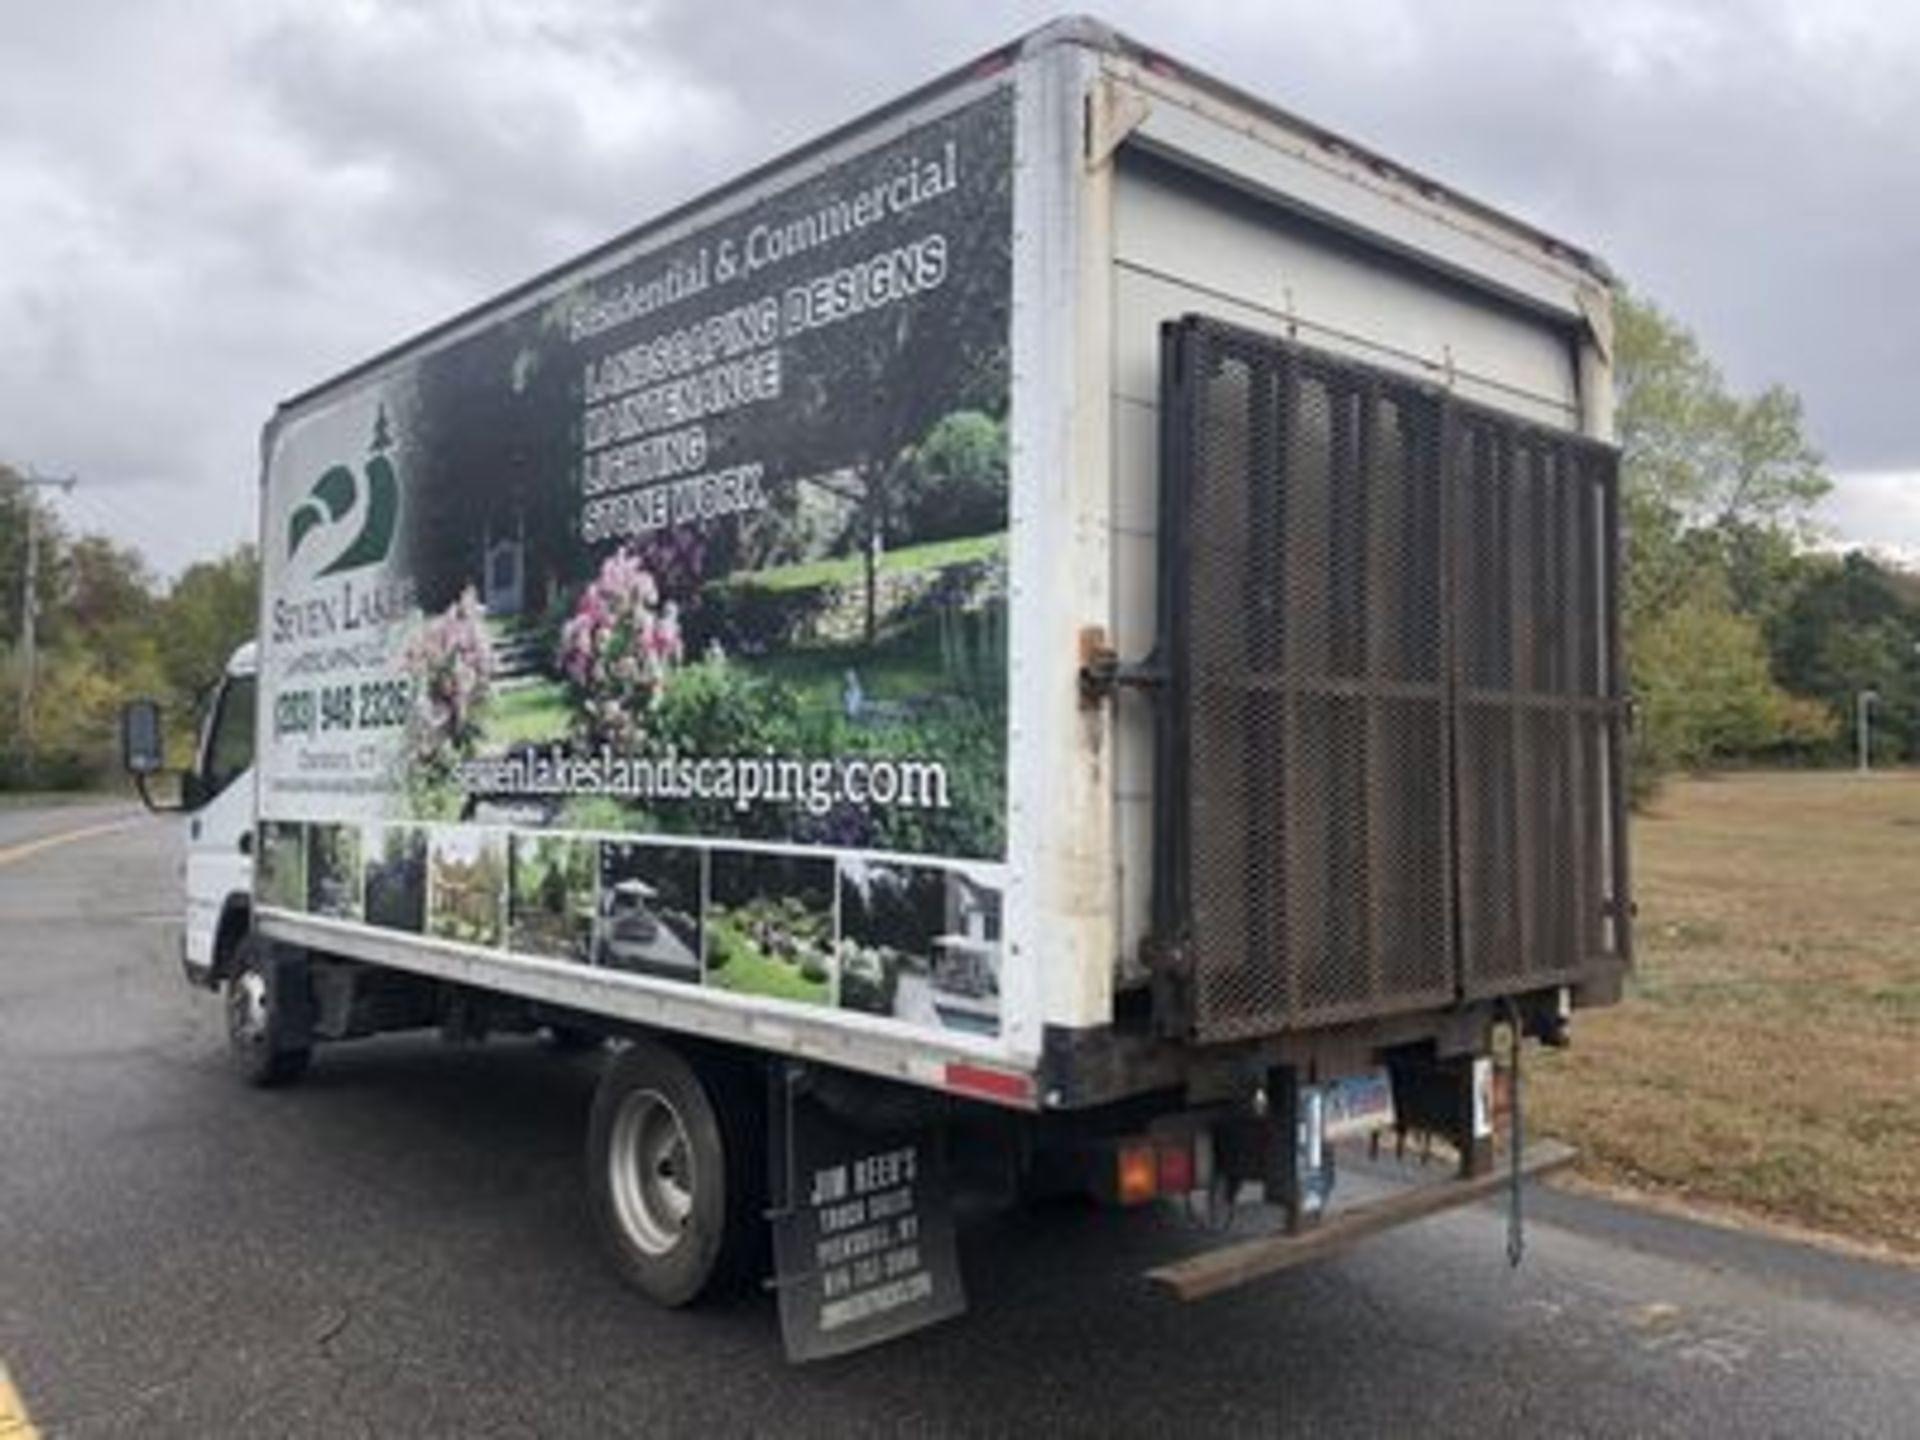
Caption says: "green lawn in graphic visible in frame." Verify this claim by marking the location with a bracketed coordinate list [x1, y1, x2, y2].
[485, 681, 571, 747]
[755, 614, 964, 711]
[485, 619, 995, 749]
[705, 912, 830, 1004]
[736, 532, 1003, 593]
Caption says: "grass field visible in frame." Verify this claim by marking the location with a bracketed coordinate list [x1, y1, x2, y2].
[1532, 770, 1920, 1256]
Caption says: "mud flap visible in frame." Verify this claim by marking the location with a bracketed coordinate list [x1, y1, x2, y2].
[768, 1064, 966, 1362]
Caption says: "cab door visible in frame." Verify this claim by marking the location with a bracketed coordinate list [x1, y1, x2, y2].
[183, 671, 257, 976]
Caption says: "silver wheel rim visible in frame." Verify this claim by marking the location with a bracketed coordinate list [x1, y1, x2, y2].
[227, 968, 269, 1049]
[608, 1088, 696, 1257]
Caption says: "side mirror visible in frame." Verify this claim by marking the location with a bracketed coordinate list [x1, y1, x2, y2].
[122, 699, 185, 813]
[122, 699, 165, 774]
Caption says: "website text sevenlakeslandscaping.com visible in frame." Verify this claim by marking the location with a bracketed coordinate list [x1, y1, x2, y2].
[450, 747, 951, 816]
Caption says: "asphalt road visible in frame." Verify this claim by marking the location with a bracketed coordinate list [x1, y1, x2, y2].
[2, 805, 1916, 1438]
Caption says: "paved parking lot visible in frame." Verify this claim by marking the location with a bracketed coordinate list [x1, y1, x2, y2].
[1, 808, 1915, 1437]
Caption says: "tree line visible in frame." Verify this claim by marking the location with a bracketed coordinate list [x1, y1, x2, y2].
[0, 467, 257, 788]
[1617, 293, 1920, 794]
[2, 285, 1913, 794]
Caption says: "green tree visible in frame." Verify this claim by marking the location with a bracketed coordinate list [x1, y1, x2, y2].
[157, 545, 259, 709]
[54, 535, 163, 698]
[62, 535, 154, 635]
[0, 474, 170, 786]
[23, 651, 122, 785]
[884, 410, 1008, 548]
[1, 475, 256, 789]
[1771, 552, 1920, 762]
[1616, 294, 1829, 536]
[1614, 291, 1834, 792]
[761, 100, 1015, 640]
[1633, 575, 1833, 778]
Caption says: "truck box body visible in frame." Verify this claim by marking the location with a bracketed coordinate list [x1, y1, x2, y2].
[253, 18, 1627, 1115]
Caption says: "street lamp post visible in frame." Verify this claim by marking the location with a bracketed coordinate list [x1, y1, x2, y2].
[1857, 688, 1880, 774]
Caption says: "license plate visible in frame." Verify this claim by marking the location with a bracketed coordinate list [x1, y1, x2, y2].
[1320, 1070, 1396, 1142]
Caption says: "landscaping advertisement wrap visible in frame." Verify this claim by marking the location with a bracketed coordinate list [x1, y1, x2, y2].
[258, 87, 1012, 1040]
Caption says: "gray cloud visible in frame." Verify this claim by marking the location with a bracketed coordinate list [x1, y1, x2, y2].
[2, 1, 1917, 573]
[1820, 470, 1920, 564]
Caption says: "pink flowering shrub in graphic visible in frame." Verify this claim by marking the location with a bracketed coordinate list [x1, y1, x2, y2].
[558, 548, 684, 749]
[405, 587, 496, 809]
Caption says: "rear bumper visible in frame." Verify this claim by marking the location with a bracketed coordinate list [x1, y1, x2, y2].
[1040, 991, 1562, 1112]
[1147, 1140, 1577, 1300]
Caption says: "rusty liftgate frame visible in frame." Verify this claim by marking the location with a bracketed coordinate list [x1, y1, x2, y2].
[1151, 316, 1629, 1044]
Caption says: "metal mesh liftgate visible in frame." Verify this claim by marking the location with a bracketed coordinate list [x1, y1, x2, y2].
[1153, 316, 1628, 1043]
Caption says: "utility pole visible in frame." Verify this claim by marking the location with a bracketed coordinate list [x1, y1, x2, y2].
[11, 469, 77, 779]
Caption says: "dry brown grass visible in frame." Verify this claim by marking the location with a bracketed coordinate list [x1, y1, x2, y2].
[1530, 770, 1920, 1256]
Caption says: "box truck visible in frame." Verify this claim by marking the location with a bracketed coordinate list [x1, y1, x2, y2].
[124, 16, 1628, 1358]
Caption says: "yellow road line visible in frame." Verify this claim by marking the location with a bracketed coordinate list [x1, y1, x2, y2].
[0, 816, 142, 869]
[0, 1360, 40, 1440]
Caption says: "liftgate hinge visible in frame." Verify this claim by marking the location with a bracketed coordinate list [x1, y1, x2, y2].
[1077, 627, 1166, 706]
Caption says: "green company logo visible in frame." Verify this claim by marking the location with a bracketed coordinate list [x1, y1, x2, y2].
[288, 407, 399, 574]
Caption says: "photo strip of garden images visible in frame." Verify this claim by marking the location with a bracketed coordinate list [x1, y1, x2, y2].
[257, 821, 1005, 1038]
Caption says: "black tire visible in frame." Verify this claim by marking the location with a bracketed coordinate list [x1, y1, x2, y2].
[224, 935, 312, 1088]
[587, 1039, 766, 1307]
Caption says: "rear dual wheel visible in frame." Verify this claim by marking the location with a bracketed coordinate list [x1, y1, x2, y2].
[586, 1039, 766, 1307]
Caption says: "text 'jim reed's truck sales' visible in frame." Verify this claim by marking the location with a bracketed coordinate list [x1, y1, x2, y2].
[125, 16, 1629, 1360]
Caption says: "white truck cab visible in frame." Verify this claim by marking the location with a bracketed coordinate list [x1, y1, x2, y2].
[180, 641, 257, 988]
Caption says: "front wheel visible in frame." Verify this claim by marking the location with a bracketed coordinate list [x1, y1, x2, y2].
[587, 1039, 765, 1307]
[225, 935, 311, 1087]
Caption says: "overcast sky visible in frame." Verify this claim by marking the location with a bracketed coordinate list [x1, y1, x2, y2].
[3, 0, 1917, 576]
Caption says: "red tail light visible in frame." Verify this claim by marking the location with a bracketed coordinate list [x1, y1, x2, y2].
[1156, 1141, 1195, 1194]
[1117, 1143, 1158, 1205]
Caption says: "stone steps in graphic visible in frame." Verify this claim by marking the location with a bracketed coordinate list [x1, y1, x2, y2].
[484, 616, 549, 691]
